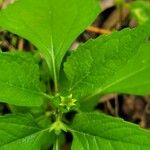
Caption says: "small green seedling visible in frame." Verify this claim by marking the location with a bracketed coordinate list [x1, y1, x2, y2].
[0, 0, 150, 150]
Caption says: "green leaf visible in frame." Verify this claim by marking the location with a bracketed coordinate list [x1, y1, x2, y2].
[130, 1, 150, 24]
[0, 52, 45, 106]
[0, 114, 55, 150]
[64, 24, 150, 105]
[70, 112, 150, 150]
[0, 0, 100, 81]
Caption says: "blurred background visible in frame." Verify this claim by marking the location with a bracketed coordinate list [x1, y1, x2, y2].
[0, 0, 150, 131]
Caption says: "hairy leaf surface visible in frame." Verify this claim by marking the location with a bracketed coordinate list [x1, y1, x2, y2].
[70, 112, 150, 150]
[0, 52, 45, 106]
[0, 0, 100, 79]
[0, 114, 55, 150]
[64, 24, 150, 104]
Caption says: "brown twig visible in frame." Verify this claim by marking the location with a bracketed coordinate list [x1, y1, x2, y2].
[114, 94, 119, 116]
[86, 26, 111, 34]
[18, 38, 24, 50]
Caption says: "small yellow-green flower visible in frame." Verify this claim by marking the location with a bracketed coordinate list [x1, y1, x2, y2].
[59, 94, 77, 111]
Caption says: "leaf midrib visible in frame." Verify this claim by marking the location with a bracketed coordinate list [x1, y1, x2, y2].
[84, 62, 150, 101]
[0, 78, 44, 97]
[0, 122, 40, 130]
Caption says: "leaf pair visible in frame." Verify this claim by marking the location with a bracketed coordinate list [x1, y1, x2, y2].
[2, 112, 150, 150]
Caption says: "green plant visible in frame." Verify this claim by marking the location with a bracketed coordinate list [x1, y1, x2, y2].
[0, 0, 150, 149]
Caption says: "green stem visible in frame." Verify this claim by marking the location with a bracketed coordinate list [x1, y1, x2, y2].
[53, 136, 59, 150]
[45, 55, 58, 93]
[52, 56, 58, 92]
[50, 36, 58, 93]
